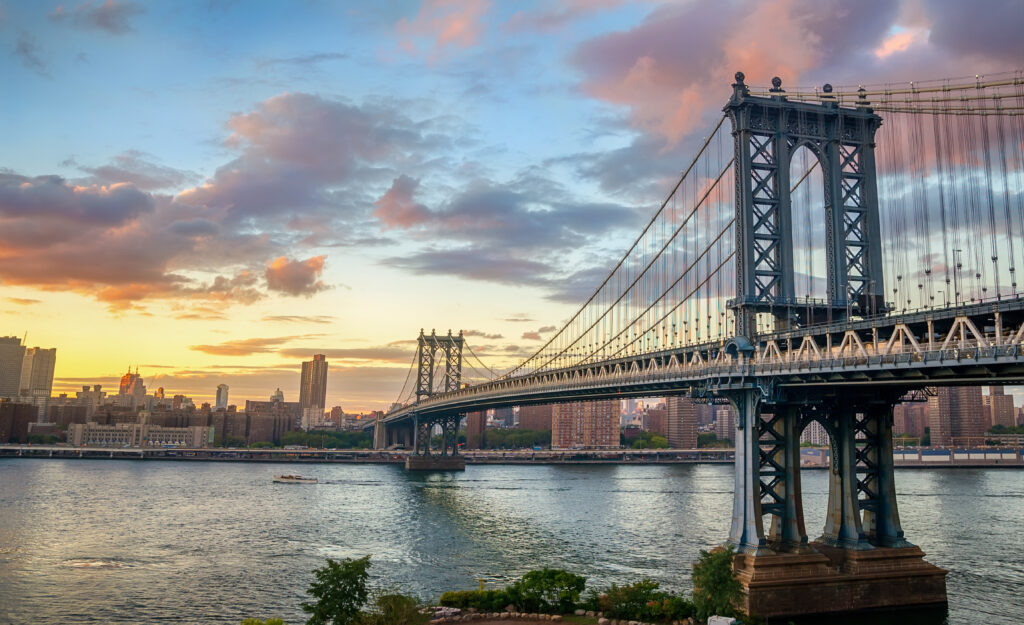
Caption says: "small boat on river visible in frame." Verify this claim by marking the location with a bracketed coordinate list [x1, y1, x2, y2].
[273, 474, 318, 484]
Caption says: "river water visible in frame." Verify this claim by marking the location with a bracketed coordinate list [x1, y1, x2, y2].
[0, 460, 1020, 624]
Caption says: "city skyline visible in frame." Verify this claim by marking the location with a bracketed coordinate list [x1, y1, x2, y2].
[3, 1, 1023, 412]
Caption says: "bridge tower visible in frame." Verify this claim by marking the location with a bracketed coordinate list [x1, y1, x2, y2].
[720, 74, 946, 618]
[405, 329, 466, 470]
[727, 72, 887, 335]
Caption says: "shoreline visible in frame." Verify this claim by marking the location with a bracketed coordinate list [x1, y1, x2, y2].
[2, 444, 1022, 468]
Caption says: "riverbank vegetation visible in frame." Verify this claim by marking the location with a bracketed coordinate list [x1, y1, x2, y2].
[244, 549, 743, 625]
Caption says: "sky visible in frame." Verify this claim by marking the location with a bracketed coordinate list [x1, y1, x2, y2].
[2, 0, 1023, 412]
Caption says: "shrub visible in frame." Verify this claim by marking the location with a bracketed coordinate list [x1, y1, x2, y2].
[596, 581, 695, 622]
[598, 580, 661, 619]
[506, 568, 587, 614]
[241, 619, 287, 625]
[301, 556, 372, 625]
[360, 593, 429, 625]
[438, 590, 511, 612]
[691, 546, 743, 620]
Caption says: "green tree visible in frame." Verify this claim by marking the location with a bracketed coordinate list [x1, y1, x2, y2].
[301, 556, 371, 625]
[361, 593, 429, 625]
[630, 433, 669, 449]
[691, 546, 743, 620]
[507, 568, 586, 613]
[920, 426, 931, 447]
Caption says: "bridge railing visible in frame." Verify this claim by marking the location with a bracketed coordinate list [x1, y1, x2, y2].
[382, 300, 1024, 418]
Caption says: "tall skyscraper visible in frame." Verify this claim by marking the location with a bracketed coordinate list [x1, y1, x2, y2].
[666, 396, 698, 449]
[299, 354, 328, 429]
[0, 337, 26, 399]
[215, 384, 230, 410]
[983, 386, 1015, 429]
[118, 368, 147, 409]
[928, 386, 986, 446]
[552, 400, 617, 449]
[20, 346, 56, 396]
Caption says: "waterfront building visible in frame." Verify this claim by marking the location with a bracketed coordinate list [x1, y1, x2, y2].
[983, 386, 1015, 429]
[215, 384, 229, 411]
[299, 354, 328, 429]
[666, 396, 698, 449]
[0, 337, 26, 399]
[0, 400, 35, 443]
[928, 386, 986, 446]
[67, 422, 213, 448]
[552, 400, 617, 449]
[245, 399, 301, 442]
[465, 410, 486, 449]
[517, 404, 553, 431]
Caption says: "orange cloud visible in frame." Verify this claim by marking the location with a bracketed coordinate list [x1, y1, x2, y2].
[396, 0, 491, 61]
[874, 28, 927, 59]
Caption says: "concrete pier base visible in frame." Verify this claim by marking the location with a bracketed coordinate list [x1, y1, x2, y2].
[405, 455, 466, 471]
[734, 543, 947, 620]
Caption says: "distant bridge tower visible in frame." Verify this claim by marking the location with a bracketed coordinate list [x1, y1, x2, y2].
[415, 329, 464, 401]
[375, 329, 466, 470]
[727, 72, 886, 335]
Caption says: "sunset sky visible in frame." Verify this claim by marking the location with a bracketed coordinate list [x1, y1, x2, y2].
[2, 0, 1022, 411]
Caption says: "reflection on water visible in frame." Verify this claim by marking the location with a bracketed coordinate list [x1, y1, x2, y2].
[0, 460, 1021, 624]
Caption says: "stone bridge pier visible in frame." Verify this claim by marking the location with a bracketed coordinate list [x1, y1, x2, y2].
[405, 413, 466, 471]
[724, 385, 947, 619]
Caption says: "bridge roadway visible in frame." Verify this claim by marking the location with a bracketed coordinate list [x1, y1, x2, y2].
[377, 297, 1024, 426]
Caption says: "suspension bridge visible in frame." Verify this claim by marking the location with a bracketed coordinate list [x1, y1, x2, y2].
[371, 70, 1024, 618]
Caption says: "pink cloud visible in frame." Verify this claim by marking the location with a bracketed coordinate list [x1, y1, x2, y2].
[396, 0, 491, 61]
[374, 175, 430, 229]
[265, 255, 328, 297]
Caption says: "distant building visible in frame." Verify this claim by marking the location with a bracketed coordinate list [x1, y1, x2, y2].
[644, 404, 667, 436]
[492, 406, 515, 427]
[929, 386, 986, 446]
[552, 400, 617, 449]
[20, 346, 56, 397]
[517, 404, 553, 431]
[215, 384, 229, 411]
[0, 400, 35, 443]
[117, 368, 147, 409]
[894, 402, 929, 438]
[465, 410, 486, 449]
[983, 386, 1015, 429]
[800, 420, 829, 446]
[245, 399, 301, 442]
[299, 354, 328, 429]
[666, 396, 698, 449]
[74, 385, 107, 419]
[68, 422, 213, 448]
[713, 406, 735, 442]
[0, 337, 26, 399]
[271, 388, 285, 402]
